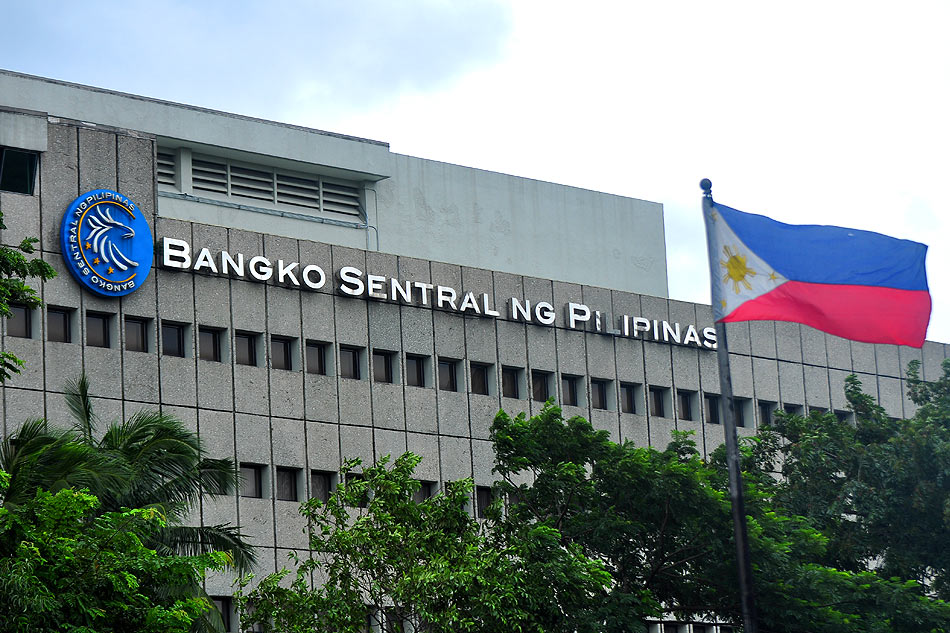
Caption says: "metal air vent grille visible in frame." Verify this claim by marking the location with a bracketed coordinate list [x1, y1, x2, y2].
[157, 149, 176, 187]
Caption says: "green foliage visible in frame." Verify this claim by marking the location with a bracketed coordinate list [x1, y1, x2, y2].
[0, 468, 226, 632]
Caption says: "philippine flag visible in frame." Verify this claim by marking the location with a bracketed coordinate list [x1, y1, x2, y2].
[704, 202, 931, 348]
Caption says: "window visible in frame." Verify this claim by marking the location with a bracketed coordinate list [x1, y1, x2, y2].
[704, 394, 721, 424]
[210, 596, 233, 632]
[470, 362, 490, 395]
[271, 336, 294, 370]
[835, 409, 852, 423]
[125, 316, 148, 352]
[649, 386, 667, 418]
[275, 467, 300, 501]
[373, 350, 394, 383]
[783, 403, 803, 416]
[345, 472, 368, 508]
[0, 147, 38, 195]
[735, 397, 751, 427]
[7, 304, 31, 338]
[562, 375, 579, 406]
[311, 470, 335, 502]
[413, 480, 436, 504]
[531, 370, 551, 402]
[406, 354, 427, 387]
[591, 379, 610, 410]
[86, 312, 111, 348]
[759, 401, 775, 426]
[340, 346, 362, 379]
[240, 463, 264, 498]
[620, 382, 640, 414]
[235, 331, 258, 366]
[502, 366, 521, 399]
[47, 307, 72, 343]
[677, 390, 695, 421]
[475, 485, 493, 519]
[161, 322, 185, 357]
[306, 340, 328, 375]
[199, 327, 222, 362]
[810, 406, 828, 415]
[438, 358, 458, 391]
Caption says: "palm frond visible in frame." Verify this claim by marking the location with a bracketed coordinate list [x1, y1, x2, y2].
[156, 523, 258, 574]
[63, 373, 96, 443]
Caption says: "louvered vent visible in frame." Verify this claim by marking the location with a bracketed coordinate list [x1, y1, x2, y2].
[230, 164, 273, 203]
[192, 158, 228, 194]
[322, 182, 362, 216]
[156, 150, 176, 187]
[276, 173, 320, 209]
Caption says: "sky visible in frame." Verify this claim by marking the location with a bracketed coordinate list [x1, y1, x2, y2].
[4, 1, 948, 343]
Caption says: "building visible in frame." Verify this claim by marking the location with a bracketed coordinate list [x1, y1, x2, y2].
[0, 69, 948, 630]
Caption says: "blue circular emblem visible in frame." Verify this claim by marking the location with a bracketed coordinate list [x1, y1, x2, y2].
[60, 189, 153, 297]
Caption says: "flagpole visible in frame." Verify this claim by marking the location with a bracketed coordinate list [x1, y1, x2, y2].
[701, 179, 758, 633]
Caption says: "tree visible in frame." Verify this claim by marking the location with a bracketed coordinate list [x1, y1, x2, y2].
[236, 452, 609, 633]
[0, 209, 56, 381]
[0, 469, 228, 632]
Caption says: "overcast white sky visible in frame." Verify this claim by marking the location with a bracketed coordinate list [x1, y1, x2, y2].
[4, 1, 948, 343]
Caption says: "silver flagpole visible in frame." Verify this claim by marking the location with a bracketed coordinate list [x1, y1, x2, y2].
[700, 179, 758, 633]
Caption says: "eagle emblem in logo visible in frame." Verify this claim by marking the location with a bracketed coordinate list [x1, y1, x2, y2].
[60, 189, 154, 297]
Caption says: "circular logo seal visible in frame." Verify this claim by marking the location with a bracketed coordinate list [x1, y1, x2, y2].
[60, 189, 153, 297]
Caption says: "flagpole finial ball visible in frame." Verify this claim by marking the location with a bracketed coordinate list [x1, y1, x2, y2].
[700, 179, 712, 196]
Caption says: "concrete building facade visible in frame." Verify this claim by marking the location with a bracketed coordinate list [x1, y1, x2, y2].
[1, 70, 948, 630]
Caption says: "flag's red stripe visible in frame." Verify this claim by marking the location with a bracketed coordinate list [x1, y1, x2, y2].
[721, 281, 931, 347]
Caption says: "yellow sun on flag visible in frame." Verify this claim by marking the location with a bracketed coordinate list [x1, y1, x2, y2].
[720, 245, 757, 294]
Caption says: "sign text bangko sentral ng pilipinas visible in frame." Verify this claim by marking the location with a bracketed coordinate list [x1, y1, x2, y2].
[162, 238, 718, 350]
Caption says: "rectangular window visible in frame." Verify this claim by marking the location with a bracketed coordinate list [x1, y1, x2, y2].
[759, 401, 775, 426]
[0, 147, 38, 195]
[649, 386, 667, 418]
[470, 362, 489, 395]
[373, 350, 394, 383]
[438, 358, 458, 391]
[161, 322, 185, 357]
[620, 382, 639, 414]
[413, 480, 436, 504]
[125, 316, 148, 352]
[7, 304, 31, 338]
[704, 394, 721, 424]
[47, 307, 72, 343]
[199, 327, 222, 362]
[406, 354, 426, 387]
[275, 467, 300, 501]
[591, 379, 609, 410]
[271, 336, 293, 370]
[311, 470, 335, 502]
[305, 340, 328, 375]
[240, 463, 264, 499]
[784, 403, 803, 416]
[340, 346, 362, 379]
[735, 397, 751, 427]
[235, 332, 258, 366]
[562, 375, 579, 406]
[210, 596, 233, 632]
[531, 370, 550, 402]
[502, 366, 521, 399]
[87, 312, 111, 348]
[475, 485, 493, 519]
[677, 390, 695, 421]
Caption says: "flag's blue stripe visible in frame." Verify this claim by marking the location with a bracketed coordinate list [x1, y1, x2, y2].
[715, 203, 929, 291]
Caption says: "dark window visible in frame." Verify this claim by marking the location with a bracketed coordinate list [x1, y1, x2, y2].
[475, 485, 492, 519]
[620, 382, 639, 414]
[591, 379, 609, 410]
[438, 358, 458, 391]
[87, 312, 111, 348]
[7, 304, 31, 338]
[47, 307, 71, 343]
[470, 362, 489, 395]
[562, 375, 579, 406]
[759, 401, 775, 426]
[810, 406, 828, 415]
[406, 354, 426, 387]
[531, 370, 550, 402]
[373, 350, 393, 383]
[735, 398, 750, 427]
[235, 332, 258, 366]
[125, 317, 148, 352]
[305, 340, 327, 375]
[413, 480, 436, 504]
[210, 596, 232, 632]
[272, 336, 293, 370]
[199, 327, 222, 362]
[340, 346, 361, 379]
[240, 463, 264, 498]
[275, 467, 300, 501]
[649, 386, 667, 418]
[784, 403, 803, 416]
[311, 470, 335, 502]
[502, 366, 521, 399]
[704, 394, 721, 424]
[0, 148, 38, 195]
[345, 472, 368, 508]
[161, 322, 185, 357]
[677, 390, 695, 421]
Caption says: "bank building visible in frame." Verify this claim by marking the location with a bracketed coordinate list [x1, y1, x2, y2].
[0, 69, 946, 632]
